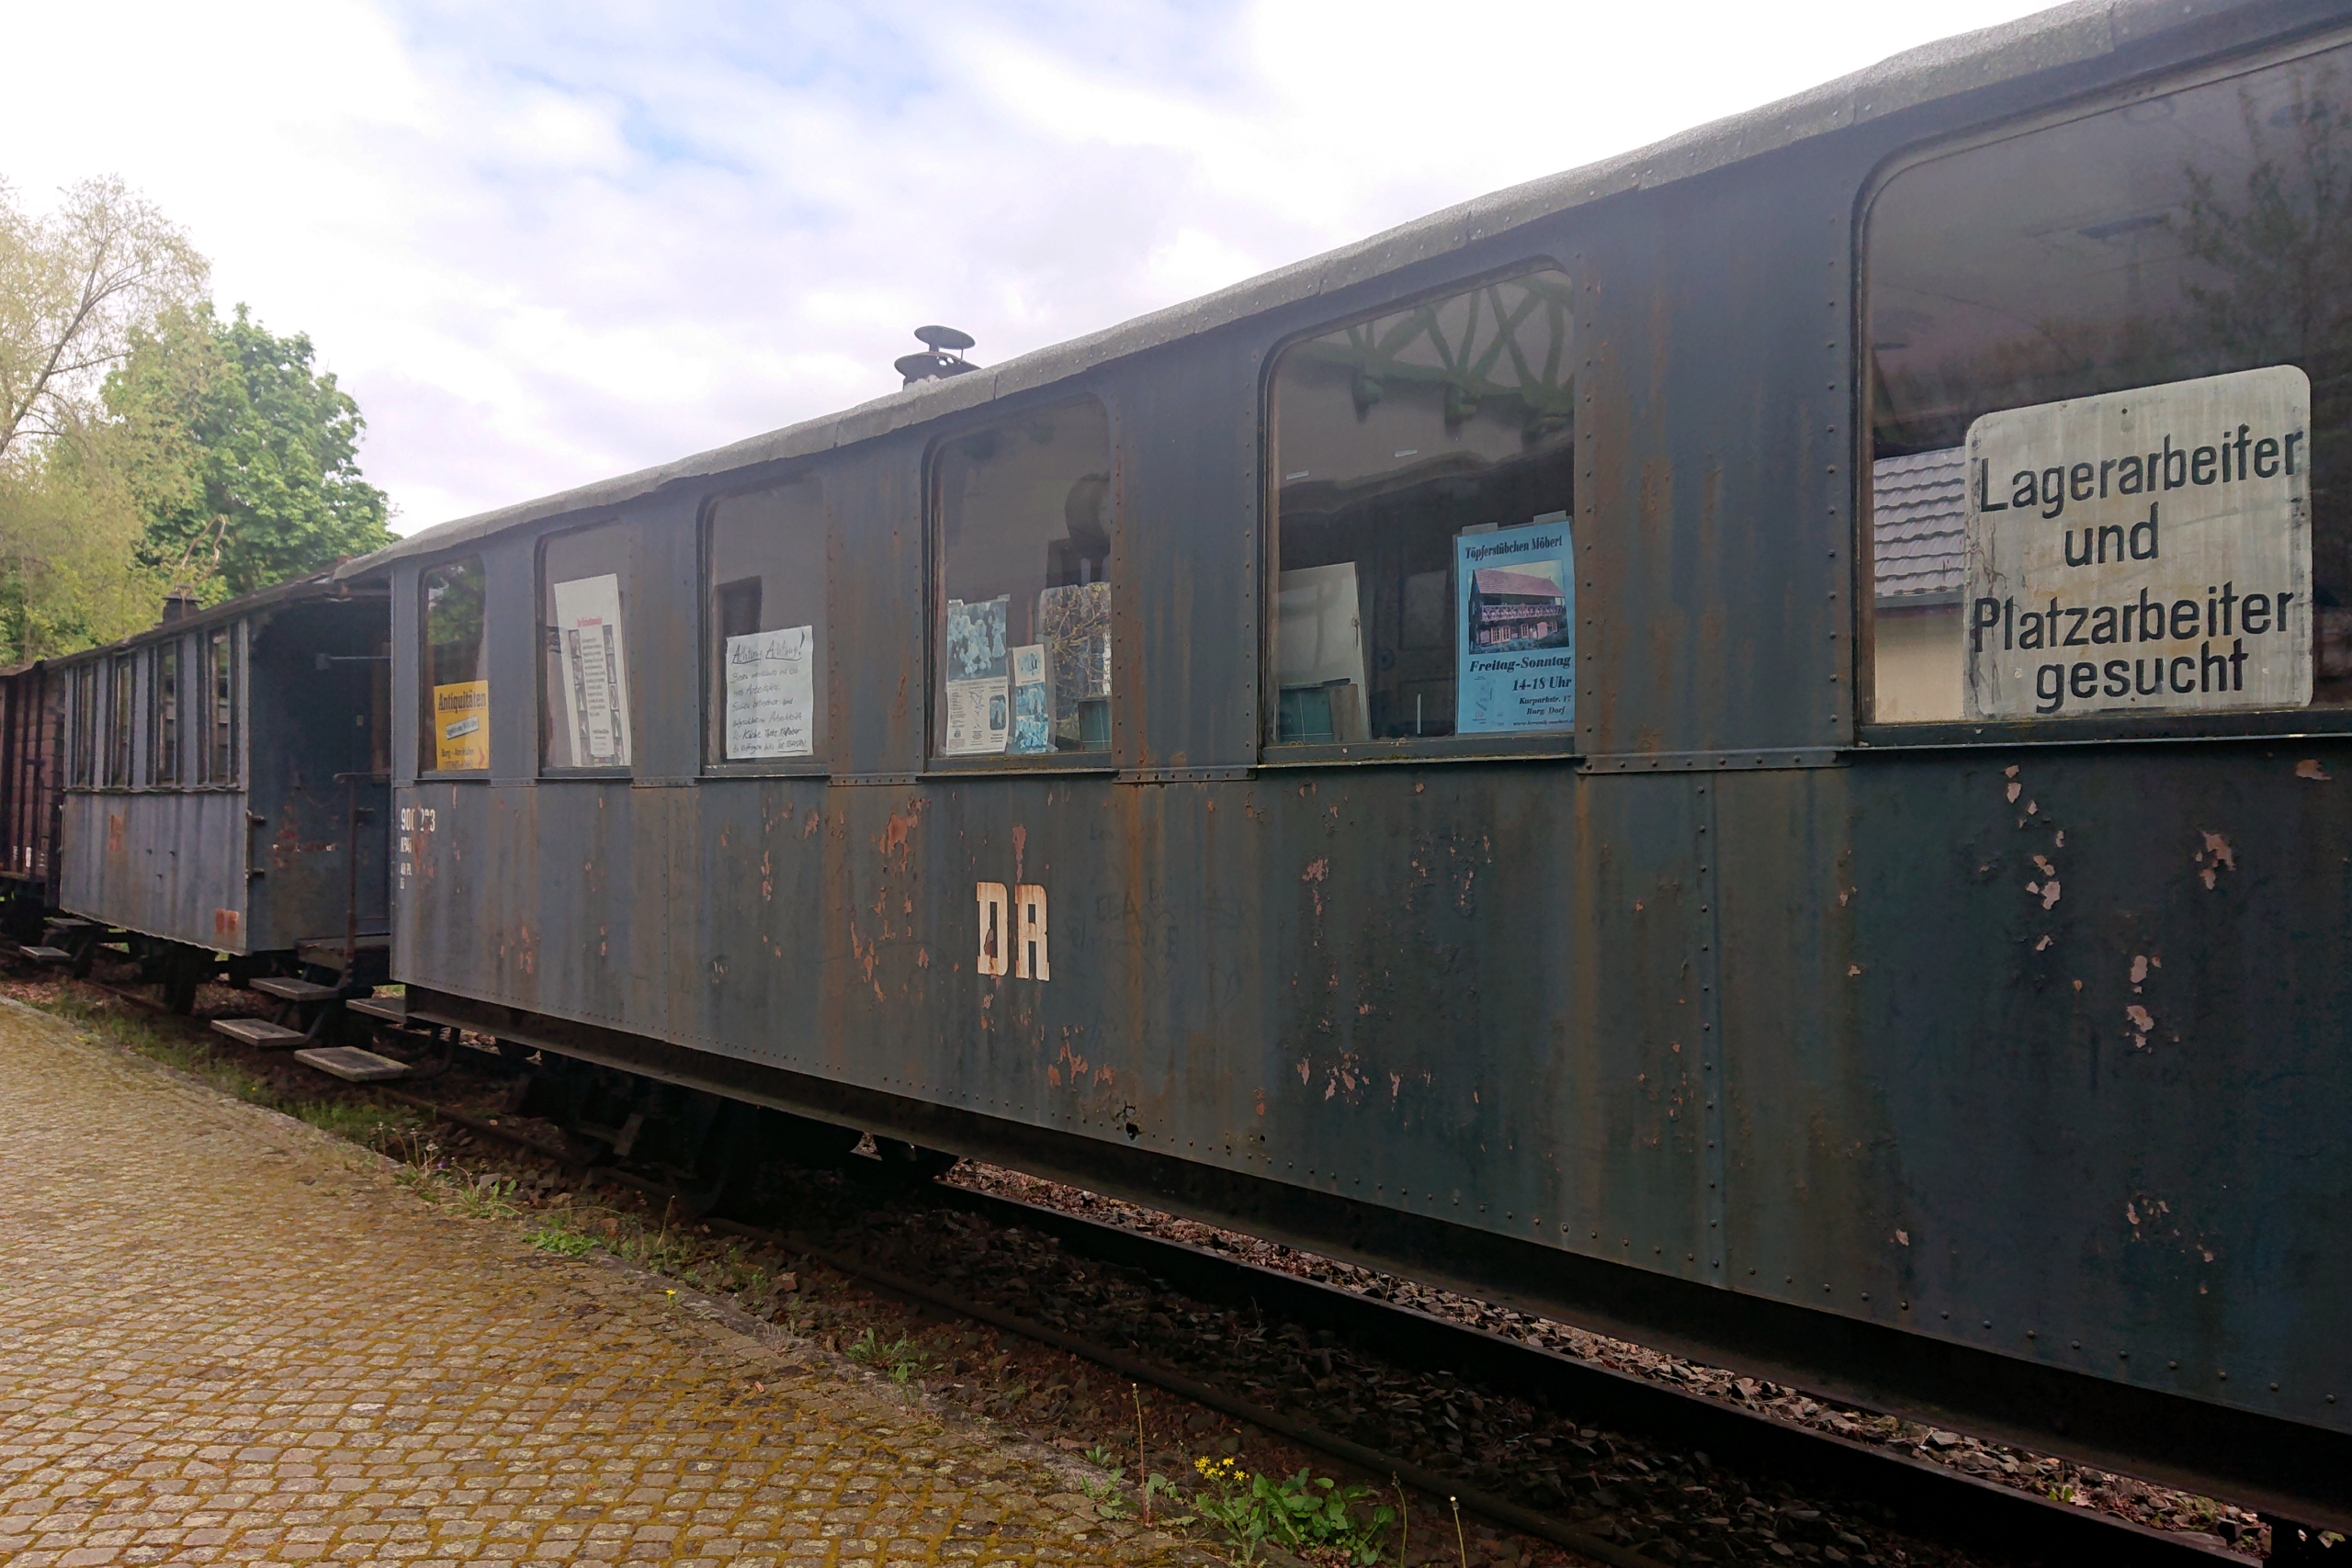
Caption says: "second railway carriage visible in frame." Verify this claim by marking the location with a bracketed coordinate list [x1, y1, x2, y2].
[343, 0, 2352, 1531]
[51, 574, 393, 1005]
[0, 659, 65, 940]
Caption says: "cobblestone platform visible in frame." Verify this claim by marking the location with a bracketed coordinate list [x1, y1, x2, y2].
[0, 1001, 1195, 1567]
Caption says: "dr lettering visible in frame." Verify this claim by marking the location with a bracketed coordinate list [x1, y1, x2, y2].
[1973, 424, 2303, 521]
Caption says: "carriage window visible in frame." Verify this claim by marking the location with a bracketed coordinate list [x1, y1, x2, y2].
[933, 399, 1114, 759]
[540, 524, 634, 771]
[152, 642, 180, 785]
[199, 627, 236, 784]
[421, 557, 489, 773]
[1270, 269, 1577, 746]
[707, 478, 826, 764]
[106, 655, 134, 785]
[70, 664, 96, 786]
[1869, 43, 2352, 723]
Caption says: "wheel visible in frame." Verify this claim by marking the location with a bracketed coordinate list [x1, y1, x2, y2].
[162, 946, 206, 1015]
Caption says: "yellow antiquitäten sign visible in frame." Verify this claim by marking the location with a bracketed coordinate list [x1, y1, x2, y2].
[433, 681, 489, 770]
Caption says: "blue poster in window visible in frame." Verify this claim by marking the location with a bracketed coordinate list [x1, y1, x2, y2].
[1454, 518, 1575, 734]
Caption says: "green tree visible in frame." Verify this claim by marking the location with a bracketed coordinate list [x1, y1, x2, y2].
[0, 176, 205, 659]
[107, 302, 393, 597]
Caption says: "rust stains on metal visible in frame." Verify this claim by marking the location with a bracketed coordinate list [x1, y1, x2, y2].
[2196, 830, 2236, 889]
[2296, 758, 2331, 780]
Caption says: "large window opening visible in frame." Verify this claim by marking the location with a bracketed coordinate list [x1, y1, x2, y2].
[707, 478, 827, 765]
[421, 558, 489, 773]
[933, 399, 1114, 759]
[1269, 269, 1577, 747]
[540, 525, 634, 771]
[70, 665, 96, 786]
[199, 627, 236, 784]
[152, 641, 180, 786]
[1868, 42, 2352, 723]
[106, 655, 134, 786]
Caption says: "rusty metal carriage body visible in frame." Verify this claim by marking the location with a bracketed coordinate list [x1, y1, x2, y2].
[49, 577, 391, 970]
[346, 0, 2352, 1526]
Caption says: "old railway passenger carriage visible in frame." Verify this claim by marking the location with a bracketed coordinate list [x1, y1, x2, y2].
[343, 0, 2352, 1529]
[49, 575, 392, 1004]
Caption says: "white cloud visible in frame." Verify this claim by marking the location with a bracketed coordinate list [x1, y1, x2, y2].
[8, 0, 2059, 533]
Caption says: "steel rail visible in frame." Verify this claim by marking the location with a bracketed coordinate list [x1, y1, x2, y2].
[915, 1185, 2240, 1567]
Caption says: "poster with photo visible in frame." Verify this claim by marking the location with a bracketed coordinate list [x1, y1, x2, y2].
[943, 597, 1010, 755]
[1008, 643, 1054, 753]
[723, 625, 815, 759]
[1037, 581, 1110, 745]
[1454, 519, 1574, 734]
[551, 574, 632, 766]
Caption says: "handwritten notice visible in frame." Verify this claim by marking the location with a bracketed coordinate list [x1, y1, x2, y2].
[724, 626, 815, 759]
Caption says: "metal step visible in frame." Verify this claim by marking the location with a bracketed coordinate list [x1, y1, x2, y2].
[345, 996, 408, 1023]
[20, 945, 74, 964]
[250, 976, 344, 1002]
[292, 1046, 408, 1083]
[211, 1018, 309, 1049]
[43, 917, 95, 931]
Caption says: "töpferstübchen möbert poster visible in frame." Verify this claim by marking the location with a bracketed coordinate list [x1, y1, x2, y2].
[552, 573, 632, 766]
[1963, 366, 2312, 718]
[724, 625, 814, 760]
[1454, 518, 1575, 734]
[432, 681, 489, 770]
[943, 596, 1011, 755]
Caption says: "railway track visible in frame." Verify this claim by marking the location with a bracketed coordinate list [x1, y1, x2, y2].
[28, 965, 2256, 1567]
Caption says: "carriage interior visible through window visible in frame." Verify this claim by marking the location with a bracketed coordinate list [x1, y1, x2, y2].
[152, 641, 180, 785]
[1269, 269, 1577, 746]
[540, 525, 634, 771]
[1869, 42, 2352, 723]
[421, 558, 489, 773]
[70, 665, 96, 786]
[199, 627, 235, 784]
[106, 655, 134, 786]
[933, 399, 1114, 760]
[707, 478, 826, 765]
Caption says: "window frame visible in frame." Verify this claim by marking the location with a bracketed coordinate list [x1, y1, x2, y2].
[698, 475, 831, 779]
[922, 391, 1123, 775]
[418, 554, 492, 780]
[1256, 258, 1586, 769]
[69, 663, 97, 788]
[536, 519, 637, 779]
[104, 653, 136, 788]
[151, 638, 181, 787]
[197, 625, 240, 787]
[1853, 26, 2352, 751]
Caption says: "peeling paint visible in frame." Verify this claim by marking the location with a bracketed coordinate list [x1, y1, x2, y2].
[2297, 758, 2331, 780]
[2195, 829, 2236, 892]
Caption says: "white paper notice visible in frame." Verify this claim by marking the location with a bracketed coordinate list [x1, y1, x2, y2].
[724, 626, 815, 759]
[551, 574, 632, 766]
[944, 677, 1010, 755]
[1962, 366, 2312, 718]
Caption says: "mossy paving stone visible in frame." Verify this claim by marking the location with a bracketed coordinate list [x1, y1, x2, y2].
[0, 998, 1206, 1568]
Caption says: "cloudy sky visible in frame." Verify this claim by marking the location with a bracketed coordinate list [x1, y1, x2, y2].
[14, 0, 2055, 535]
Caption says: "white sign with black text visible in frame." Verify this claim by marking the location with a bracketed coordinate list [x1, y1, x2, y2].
[1962, 365, 2312, 718]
